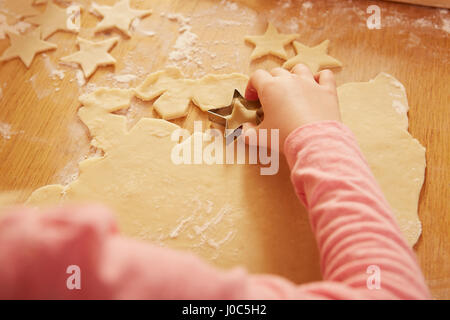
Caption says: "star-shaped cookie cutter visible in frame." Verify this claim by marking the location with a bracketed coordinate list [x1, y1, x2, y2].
[207, 90, 263, 143]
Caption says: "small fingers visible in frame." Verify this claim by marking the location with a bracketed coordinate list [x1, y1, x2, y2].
[270, 67, 290, 77]
[291, 64, 314, 80]
[246, 69, 273, 100]
[317, 69, 336, 92]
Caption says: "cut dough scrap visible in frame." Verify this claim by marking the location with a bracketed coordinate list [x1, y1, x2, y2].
[26, 2, 79, 39]
[245, 22, 298, 60]
[0, 28, 57, 67]
[91, 0, 152, 37]
[338, 73, 425, 246]
[283, 40, 343, 73]
[60, 37, 119, 78]
[135, 68, 249, 120]
[135, 68, 196, 120]
[25, 72, 425, 284]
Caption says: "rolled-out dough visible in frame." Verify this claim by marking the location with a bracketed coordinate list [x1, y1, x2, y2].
[25, 71, 426, 283]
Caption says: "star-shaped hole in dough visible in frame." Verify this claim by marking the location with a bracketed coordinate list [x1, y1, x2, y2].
[245, 22, 298, 61]
[0, 0, 39, 18]
[0, 28, 57, 67]
[60, 37, 119, 78]
[90, 0, 152, 37]
[283, 40, 343, 73]
[26, 2, 80, 39]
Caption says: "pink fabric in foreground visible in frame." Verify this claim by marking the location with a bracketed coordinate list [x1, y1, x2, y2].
[0, 121, 430, 299]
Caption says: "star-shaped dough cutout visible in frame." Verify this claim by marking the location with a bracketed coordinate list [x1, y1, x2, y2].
[91, 0, 152, 37]
[283, 40, 343, 73]
[0, 28, 56, 67]
[245, 22, 298, 60]
[225, 100, 258, 130]
[60, 37, 119, 78]
[26, 2, 79, 39]
[0, 0, 39, 18]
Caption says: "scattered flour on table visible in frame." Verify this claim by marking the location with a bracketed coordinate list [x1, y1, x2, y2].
[440, 10, 450, 33]
[302, 1, 313, 10]
[28, 74, 53, 99]
[406, 33, 421, 48]
[104, 51, 147, 87]
[59, 61, 86, 87]
[280, 0, 292, 9]
[163, 12, 204, 70]
[219, 0, 239, 11]
[0, 122, 12, 140]
[42, 54, 65, 81]
[0, 14, 30, 39]
[131, 18, 156, 37]
[75, 70, 86, 87]
[414, 17, 438, 29]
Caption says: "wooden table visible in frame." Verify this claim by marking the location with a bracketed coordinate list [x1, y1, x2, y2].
[0, 0, 449, 299]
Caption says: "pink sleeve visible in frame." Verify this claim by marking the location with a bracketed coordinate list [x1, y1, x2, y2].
[0, 121, 430, 299]
[281, 121, 430, 299]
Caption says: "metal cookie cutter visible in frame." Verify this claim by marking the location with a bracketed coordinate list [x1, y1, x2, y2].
[207, 89, 263, 143]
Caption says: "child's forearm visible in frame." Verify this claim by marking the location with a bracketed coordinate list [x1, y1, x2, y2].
[284, 120, 430, 299]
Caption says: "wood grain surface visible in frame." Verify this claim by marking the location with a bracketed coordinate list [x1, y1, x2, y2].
[383, 0, 450, 9]
[0, 0, 449, 299]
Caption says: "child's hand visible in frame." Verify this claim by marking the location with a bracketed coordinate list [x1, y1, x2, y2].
[244, 64, 341, 151]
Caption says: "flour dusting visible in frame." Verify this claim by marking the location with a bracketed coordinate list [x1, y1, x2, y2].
[42, 54, 65, 80]
[392, 100, 408, 114]
[0, 13, 31, 39]
[302, 1, 313, 10]
[164, 13, 204, 69]
[113, 74, 137, 83]
[75, 70, 86, 87]
[131, 18, 156, 37]
[0, 122, 12, 140]
[220, 0, 239, 11]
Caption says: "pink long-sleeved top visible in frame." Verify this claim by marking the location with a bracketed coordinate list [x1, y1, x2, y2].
[0, 121, 430, 299]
